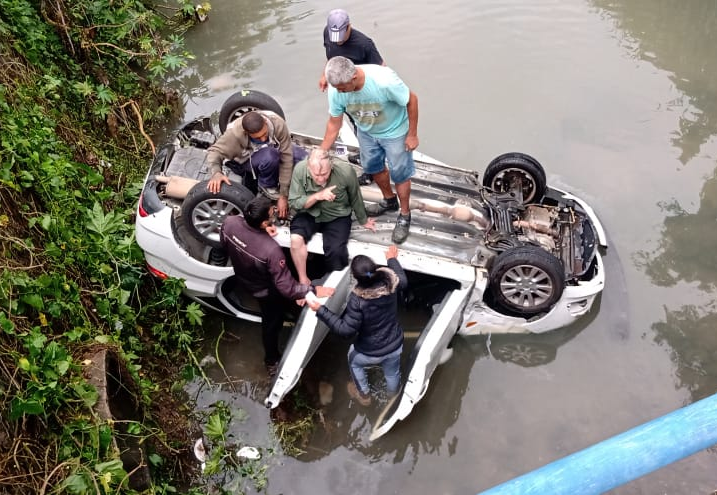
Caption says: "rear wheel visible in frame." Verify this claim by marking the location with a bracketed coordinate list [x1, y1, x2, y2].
[489, 245, 564, 316]
[218, 90, 286, 133]
[181, 180, 255, 248]
[483, 152, 546, 203]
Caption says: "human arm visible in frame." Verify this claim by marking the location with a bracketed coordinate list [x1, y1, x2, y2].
[273, 118, 295, 218]
[386, 246, 409, 291]
[265, 245, 315, 300]
[319, 60, 329, 92]
[273, 117, 294, 194]
[320, 114, 344, 151]
[206, 141, 232, 194]
[315, 295, 363, 338]
[344, 169, 372, 227]
[405, 91, 419, 151]
[206, 127, 248, 193]
[299, 185, 338, 211]
[305, 285, 336, 311]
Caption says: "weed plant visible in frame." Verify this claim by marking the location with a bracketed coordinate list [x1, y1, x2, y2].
[0, 1, 233, 493]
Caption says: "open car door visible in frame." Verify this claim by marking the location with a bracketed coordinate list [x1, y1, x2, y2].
[370, 285, 473, 440]
[264, 267, 352, 409]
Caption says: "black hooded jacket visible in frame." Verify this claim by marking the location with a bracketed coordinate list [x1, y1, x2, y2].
[316, 258, 408, 356]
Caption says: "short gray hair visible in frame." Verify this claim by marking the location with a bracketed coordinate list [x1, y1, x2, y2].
[308, 147, 331, 169]
[325, 56, 356, 86]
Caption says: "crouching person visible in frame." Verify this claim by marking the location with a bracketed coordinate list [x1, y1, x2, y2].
[306, 245, 407, 405]
[221, 195, 335, 375]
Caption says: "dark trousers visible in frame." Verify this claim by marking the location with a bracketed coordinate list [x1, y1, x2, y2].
[257, 290, 288, 366]
[290, 213, 352, 273]
[226, 143, 308, 193]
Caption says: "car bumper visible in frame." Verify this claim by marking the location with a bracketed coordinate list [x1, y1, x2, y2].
[458, 253, 605, 335]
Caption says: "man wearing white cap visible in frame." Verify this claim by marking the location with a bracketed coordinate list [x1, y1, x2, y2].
[319, 9, 384, 92]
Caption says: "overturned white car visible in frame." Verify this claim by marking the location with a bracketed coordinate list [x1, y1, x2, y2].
[136, 90, 606, 438]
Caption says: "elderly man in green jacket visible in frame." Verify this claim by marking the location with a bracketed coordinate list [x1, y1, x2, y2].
[289, 148, 376, 285]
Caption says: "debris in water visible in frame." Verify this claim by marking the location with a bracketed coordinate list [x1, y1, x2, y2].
[236, 446, 261, 460]
[193, 438, 207, 472]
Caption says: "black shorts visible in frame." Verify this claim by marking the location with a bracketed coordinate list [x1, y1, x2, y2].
[290, 212, 352, 271]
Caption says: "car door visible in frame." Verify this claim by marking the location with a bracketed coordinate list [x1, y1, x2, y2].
[370, 285, 473, 440]
[264, 267, 352, 409]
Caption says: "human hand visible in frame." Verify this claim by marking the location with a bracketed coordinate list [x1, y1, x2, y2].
[405, 135, 419, 152]
[315, 286, 335, 298]
[362, 217, 377, 232]
[386, 245, 398, 260]
[276, 196, 289, 219]
[306, 298, 321, 311]
[316, 185, 337, 202]
[318, 74, 328, 92]
[208, 172, 230, 193]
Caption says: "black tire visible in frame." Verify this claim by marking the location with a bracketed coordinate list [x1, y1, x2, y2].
[489, 245, 565, 316]
[218, 90, 286, 134]
[181, 180, 255, 248]
[482, 152, 547, 203]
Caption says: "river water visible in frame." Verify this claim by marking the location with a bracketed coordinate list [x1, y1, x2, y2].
[171, 0, 717, 493]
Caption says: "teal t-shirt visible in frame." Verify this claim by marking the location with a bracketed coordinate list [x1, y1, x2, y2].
[328, 65, 410, 139]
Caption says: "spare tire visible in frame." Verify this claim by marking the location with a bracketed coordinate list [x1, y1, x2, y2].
[482, 152, 547, 203]
[489, 244, 564, 316]
[218, 90, 286, 134]
[181, 180, 255, 248]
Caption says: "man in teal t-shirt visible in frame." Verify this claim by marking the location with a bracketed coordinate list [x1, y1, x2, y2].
[320, 56, 419, 244]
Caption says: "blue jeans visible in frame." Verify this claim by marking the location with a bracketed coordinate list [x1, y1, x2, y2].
[348, 345, 403, 396]
[357, 130, 415, 184]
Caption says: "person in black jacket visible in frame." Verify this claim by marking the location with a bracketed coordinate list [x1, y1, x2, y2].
[221, 196, 334, 374]
[307, 245, 407, 406]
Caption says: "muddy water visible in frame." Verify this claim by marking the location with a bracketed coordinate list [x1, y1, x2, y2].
[172, 1, 717, 493]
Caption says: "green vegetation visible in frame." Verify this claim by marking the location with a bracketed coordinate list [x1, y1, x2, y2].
[0, 1, 242, 493]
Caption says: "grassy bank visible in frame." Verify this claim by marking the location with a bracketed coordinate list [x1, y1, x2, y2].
[0, 1, 220, 493]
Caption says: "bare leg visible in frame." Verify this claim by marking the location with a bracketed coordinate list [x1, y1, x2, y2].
[290, 234, 311, 285]
[371, 168, 395, 199]
[395, 179, 411, 215]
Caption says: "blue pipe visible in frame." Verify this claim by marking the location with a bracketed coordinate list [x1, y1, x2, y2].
[478, 393, 717, 495]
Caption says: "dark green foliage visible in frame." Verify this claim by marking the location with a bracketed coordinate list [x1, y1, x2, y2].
[0, 1, 210, 493]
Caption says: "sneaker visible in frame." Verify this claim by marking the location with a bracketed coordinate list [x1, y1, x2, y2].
[346, 381, 371, 406]
[348, 153, 361, 165]
[366, 196, 399, 217]
[358, 172, 373, 186]
[259, 185, 280, 201]
[392, 213, 411, 244]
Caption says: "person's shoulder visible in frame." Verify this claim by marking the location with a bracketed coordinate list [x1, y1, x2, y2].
[332, 159, 355, 175]
[333, 161, 360, 185]
[362, 64, 394, 79]
[292, 158, 309, 174]
[222, 213, 245, 231]
[348, 28, 372, 41]
[366, 65, 405, 85]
